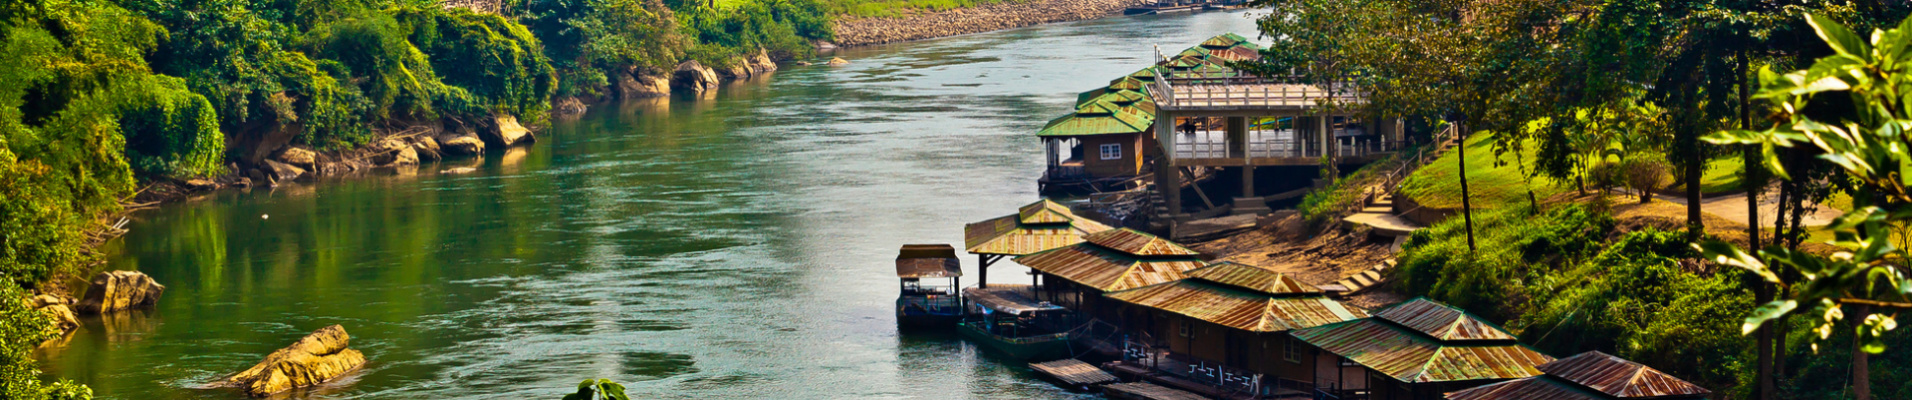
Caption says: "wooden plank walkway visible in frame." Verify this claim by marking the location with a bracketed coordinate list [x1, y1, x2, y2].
[1105, 382, 1210, 400]
[1030, 359, 1118, 388]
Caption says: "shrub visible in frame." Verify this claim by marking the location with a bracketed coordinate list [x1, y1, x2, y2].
[1622, 156, 1668, 203]
[0, 280, 91, 399]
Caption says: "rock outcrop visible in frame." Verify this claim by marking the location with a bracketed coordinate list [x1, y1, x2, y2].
[479, 115, 534, 147]
[554, 96, 588, 114]
[214, 325, 367, 397]
[262, 160, 307, 181]
[372, 139, 420, 167]
[76, 271, 165, 314]
[671, 60, 720, 93]
[832, 0, 1152, 47]
[439, 134, 486, 156]
[412, 137, 442, 162]
[31, 295, 78, 336]
[618, 68, 672, 99]
[275, 148, 317, 169]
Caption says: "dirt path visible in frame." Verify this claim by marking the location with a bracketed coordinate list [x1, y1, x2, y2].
[1623, 189, 1843, 228]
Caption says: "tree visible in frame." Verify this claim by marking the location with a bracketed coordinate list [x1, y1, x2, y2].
[1702, 14, 1912, 400]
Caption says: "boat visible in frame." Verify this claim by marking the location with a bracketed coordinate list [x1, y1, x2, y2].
[895, 244, 964, 328]
[957, 285, 1076, 360]
[1123, 1, 1205, 15]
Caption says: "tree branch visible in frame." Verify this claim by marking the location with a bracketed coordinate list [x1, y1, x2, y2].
[1839, 298, 1912, 309]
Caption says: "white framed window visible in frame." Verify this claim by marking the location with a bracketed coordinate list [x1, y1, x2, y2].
[1179, 322, 1192, 338]
[1099, 143, 1123, 160]
[1284, 337, 1303, 363]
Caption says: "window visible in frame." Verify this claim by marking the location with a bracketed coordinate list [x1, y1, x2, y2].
[1099, 143, 1123, 160]
[1284, 337, 1303, 363]
[1179, 322, 1192, 338]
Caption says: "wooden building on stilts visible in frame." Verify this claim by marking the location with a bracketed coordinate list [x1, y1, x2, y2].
[1291, 298, 1554, 400]
[963, 199, 1114, 288]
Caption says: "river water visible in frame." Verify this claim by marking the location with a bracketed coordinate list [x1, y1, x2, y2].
[42, 11, 1260, 399]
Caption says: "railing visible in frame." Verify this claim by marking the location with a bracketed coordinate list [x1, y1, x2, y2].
[1173, 131, 1230, 159]
[1150, 71, 1368, 109]
[1047, 164, 1087, 180]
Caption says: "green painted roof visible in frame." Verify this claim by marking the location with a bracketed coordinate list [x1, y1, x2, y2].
[1108, 76, 1149, 91]
[1037, 103, 1153, 137]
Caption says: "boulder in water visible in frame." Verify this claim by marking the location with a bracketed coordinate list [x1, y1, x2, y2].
[262, 160, 306, 182]
[671, 60, 720, 93]
[438, 134, 486, 156]
[214, 325, 367, 397]
[479, 115, 534, 147]
[275, 148, 317, 169]
[31, 295, 78, 337]
[827, 57, 850, 66]
[76, 271, 165, 314]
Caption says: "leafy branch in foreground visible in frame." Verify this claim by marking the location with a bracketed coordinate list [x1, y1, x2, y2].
[1699, 13, 1912, 355]
[562, 379, 629, 400]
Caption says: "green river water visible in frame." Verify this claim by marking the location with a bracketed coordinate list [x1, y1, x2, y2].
[41, 11, 1260, 399]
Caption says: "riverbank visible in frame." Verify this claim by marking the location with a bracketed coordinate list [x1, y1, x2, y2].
[832, 0, 1156, 46]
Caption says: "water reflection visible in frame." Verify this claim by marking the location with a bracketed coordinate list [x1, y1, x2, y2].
[43, 10, 1262, 399]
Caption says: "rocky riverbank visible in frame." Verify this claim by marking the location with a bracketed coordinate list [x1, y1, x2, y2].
[832, 0, 1155, 47]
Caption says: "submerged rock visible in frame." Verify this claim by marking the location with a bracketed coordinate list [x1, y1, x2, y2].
[76, 271, 165, 314]
[214, 325, 367, 397]
[827, 57, 850, 66]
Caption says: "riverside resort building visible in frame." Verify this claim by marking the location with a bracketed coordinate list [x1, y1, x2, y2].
[900, 34, 1713, 400]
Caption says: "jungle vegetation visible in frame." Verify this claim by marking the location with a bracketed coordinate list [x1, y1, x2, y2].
[1246, 0, 1912, 398]
[0, 0, 837, 396]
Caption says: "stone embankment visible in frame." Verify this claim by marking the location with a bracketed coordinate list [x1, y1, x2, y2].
[833, 0, 1154, 47]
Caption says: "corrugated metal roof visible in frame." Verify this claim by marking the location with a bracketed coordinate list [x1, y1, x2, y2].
[1445, 376, 1607, 400]
[1019, 199, 1076, 224]
[1109, 76, 1149, 91]
[1539, 352, 1711, 398]
[897, 244, 962, 278]
[1107, 279, 1366, 332]
[1292, 318, 1553, 383]
[964, 200, 1114, 255]
[1373, 298, 1519, 342]
[965, 285, 1063, 315]
[1083, 228, 1200, 257]
[1185, 262, 1321, 295]
[1014, 245, 1205, 292]
[1036, 109, 1152, 137]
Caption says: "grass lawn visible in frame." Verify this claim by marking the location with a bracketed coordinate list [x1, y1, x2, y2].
[1398, 132, 1569, 210]
[1696, 156, 1743, 194]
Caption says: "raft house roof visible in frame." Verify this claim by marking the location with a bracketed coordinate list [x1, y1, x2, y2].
[1445, 351, 1711, 400]
[1012, 228, 1207, 292]
[1106, 262, 1368, 333]
[964, 284, 1065, 315]
[964, 199, 1115, 256]
[1038, 103, 1154, 137]
[896, 244, 962, 279]
[1035, 33, 1271, 139]
[1291, 297, 1554, 384]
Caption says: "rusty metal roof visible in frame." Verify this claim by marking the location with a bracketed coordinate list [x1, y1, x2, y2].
[964, 285, 1063, 315]
[1019, 199, 1076, 224]
[1292, 318, 1554, 383]
[1030, 359, 1118, 386]
[1445, 376, 1607, 400]
[1107, 279, 1366, 332]
[896, 244, 962, 279]
[1374, 298, 1519, 342]
[964, 200, 1114, 255]
[1185, 262, 1321, 295]
[1014, 244, 1205, 292]
[1539, 352, 1711, 398]
[1084, 228, 1201, 257]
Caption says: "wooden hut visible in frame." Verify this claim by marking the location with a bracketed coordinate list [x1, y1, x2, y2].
[1104, 262, 1370, 397]
[1039, 75, 1163, 193]
[1012, 228, 1206, 319]
[964, 199, 1114, 288]
[1445, 351, 1710, 400]
[1291, 298, 1555, 400]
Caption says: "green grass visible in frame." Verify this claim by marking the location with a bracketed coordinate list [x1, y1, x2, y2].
[1398, 133, 1568, 210]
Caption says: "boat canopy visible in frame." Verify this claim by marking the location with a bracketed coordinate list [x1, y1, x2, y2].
[896, 244, 962, 279]
[963, 286, 1064, 315]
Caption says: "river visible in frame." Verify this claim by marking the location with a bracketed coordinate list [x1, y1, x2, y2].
[41, 10, 1261, 399]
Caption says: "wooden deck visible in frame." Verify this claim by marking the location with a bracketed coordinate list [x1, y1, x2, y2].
[1105, 382, 1211, 400]
[1030, 359, 1119, 389]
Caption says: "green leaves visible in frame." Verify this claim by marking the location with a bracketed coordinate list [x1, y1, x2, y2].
[562, 379, 629, 400]
[1744, 300, 1797, 335]
[1809, 13, 1870, 60]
